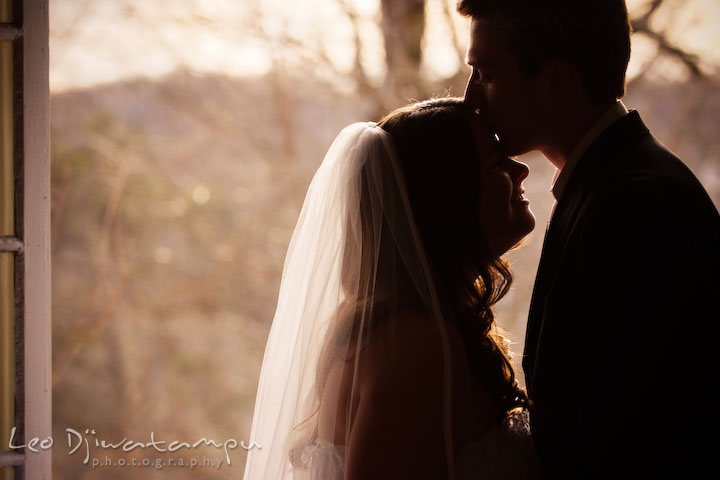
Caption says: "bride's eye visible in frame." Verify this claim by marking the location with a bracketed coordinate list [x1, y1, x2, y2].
[487, 148, 504, 168]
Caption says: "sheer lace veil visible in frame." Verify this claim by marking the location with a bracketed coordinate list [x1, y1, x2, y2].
[243, 119, 461, 479]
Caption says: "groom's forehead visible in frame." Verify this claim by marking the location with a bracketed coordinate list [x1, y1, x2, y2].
[467, 19, 515, 66]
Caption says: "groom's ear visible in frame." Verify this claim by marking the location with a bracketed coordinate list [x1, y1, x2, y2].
[542, 59, 582, 97]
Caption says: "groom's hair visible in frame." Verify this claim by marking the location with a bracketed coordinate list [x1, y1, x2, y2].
[457, 0, 631, 104]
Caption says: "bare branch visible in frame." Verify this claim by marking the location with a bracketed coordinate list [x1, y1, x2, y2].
[645, 30, 702, 77]
[636, 0, 666, 25]
[631, 0, 703, 78]
[336, 0, 371, 89]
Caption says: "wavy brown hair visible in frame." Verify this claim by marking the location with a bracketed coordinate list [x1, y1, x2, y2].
[374, 97, 527, 421]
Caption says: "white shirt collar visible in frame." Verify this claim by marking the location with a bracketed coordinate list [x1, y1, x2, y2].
[551, 100, 629, 200]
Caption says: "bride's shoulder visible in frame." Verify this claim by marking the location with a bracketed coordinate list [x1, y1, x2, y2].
[356, 308, 475, 400]
[364, 308, 466, 365]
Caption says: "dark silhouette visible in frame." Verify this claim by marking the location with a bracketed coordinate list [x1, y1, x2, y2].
[459, 0, 720, 477]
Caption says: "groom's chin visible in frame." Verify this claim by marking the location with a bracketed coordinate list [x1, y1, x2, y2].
[497, 130, 540, 158]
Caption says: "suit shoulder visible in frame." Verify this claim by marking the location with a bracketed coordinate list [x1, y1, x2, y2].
[590, 134, 716, 214]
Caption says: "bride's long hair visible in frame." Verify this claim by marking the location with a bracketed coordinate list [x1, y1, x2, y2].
[316, 98, 527, 434]
[378, 98, 527, 417]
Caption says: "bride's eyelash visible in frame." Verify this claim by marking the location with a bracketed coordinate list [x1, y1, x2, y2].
[489, 154, 504, 168]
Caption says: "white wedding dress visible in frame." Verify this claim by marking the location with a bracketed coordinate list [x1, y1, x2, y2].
[298, 412, 539, 479]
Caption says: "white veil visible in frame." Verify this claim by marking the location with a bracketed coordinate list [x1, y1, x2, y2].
[243, 121, 459, 479]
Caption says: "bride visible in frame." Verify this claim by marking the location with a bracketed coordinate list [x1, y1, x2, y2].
[243, 98, 539, 479]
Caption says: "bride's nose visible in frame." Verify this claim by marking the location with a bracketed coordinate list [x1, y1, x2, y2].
[511, 160, 530, 183]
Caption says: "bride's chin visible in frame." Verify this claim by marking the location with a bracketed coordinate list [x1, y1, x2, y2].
[489, 238, 520, 257]
[504, 223, 537, 254]
[524, 213, 537, 233]
[517, 206, 537, 233]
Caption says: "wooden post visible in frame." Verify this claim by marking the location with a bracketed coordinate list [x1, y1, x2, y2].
[20, 0, 51, 478]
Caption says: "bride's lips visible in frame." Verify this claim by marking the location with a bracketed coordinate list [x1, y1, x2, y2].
[513, 187, 530, 204]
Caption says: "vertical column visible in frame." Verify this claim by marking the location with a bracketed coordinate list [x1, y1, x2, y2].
[22, 0, 51, 478]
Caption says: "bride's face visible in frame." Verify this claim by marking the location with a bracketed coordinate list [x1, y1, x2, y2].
[472, 117, 536, 254]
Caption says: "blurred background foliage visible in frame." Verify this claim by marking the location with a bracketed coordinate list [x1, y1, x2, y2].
[48, 0, 719, 478]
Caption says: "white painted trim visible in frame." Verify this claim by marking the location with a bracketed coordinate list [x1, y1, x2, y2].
[21, 0, 50, 478]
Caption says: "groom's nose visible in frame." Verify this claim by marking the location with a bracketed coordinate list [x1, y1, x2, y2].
[464, 79, 487, 115]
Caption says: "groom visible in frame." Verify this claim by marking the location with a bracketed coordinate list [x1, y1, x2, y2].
[459, 0, 720, 477]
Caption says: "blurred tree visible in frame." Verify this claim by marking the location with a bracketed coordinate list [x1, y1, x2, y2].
[629, 0, 706, 80]
[380, 0, 427, 102]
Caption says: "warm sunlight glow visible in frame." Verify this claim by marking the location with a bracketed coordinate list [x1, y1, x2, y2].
[50, 0, 720, 92]
[192, 185, 212, 205]
[153, 246, 173, 264]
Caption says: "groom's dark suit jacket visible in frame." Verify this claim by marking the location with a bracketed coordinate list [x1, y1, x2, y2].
[523, 111, 720, 478]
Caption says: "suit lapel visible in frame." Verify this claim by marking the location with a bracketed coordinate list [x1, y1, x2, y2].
[523, 111, 650, 391]
[523, 178, 588, 389]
